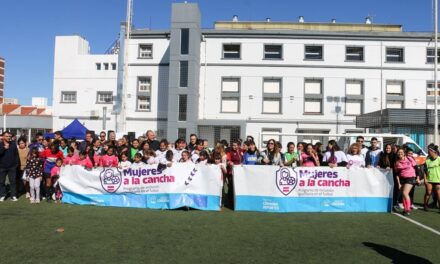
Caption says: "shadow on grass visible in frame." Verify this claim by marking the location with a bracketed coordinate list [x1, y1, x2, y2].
[363, 242, 432, 264]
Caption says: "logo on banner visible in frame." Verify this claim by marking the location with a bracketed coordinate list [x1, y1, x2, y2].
[100, 168, 122, 193]
[276, 167, 298, 196]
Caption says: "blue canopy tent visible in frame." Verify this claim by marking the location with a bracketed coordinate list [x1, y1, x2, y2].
[60, 119, 89, 140]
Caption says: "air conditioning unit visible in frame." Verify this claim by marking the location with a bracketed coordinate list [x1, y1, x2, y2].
[90, 110, 100, 118]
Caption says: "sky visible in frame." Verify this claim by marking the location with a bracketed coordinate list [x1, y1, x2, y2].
[0, 0, 434, 105]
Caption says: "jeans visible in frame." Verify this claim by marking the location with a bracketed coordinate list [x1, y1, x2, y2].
[0, 166, 17, 198]
[29, 177, 41, 201]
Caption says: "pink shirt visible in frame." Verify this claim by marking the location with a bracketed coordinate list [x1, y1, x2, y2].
[51, 166, 61, 177]
[77, 157, 93, 169]
[301, 153, 317, 167]
[99, 155, 119, 167]
[394, 157, 416, 178]
[64, 155, 79, 166]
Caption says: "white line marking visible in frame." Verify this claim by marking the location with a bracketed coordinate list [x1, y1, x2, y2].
[392, 213, 440, 236]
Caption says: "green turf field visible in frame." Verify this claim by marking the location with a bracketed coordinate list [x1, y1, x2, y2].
[0, 187, 439, 264]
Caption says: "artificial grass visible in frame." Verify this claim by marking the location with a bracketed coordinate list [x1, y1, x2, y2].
[0, 198, 439, 264]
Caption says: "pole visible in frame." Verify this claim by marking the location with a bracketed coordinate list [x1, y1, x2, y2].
[435, 0, 439, 145]
[119, 0, 132, 133]
[3, 114, 6, 132]
[103, 106, 107, 131]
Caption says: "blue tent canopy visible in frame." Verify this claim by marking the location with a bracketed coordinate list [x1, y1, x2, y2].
[60, 119, 89, 140]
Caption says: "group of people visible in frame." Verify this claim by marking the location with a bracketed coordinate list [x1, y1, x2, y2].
[0, 130, 439, 214]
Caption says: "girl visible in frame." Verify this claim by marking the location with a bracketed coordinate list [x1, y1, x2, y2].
[322, 140, 348, 168]
[130, 139, 140, 161]
[211, 143, 227, 165]
[50, 158, 63, 203]
[41, 143, 64, 201]
[394, 148, 419, 216]
[300, 144, 320, 167]
[165, 150, 174, 167]
[196, 150, 209, 165]
[64, 147, 79, 165]
[70, 141, 80, 156]
[379, 144, 395, 170]
[346, 143, 365, 168]
[99, 146, 119, 168]
[17, 138, 29, 198]
[258, 139, 283, 166]
[142, 150, 157, 165]
[118, 152, 132, 170]
[243, 141, 259, 165]
[424, 145, 440, 212]
[25, 148, 43, 204]
[214, 153, 228, 208]
[132, 153, 144, 166]
[155, 139, 169, 165]
[179, 150, 192, 163]
[77, 151, 93, 169]
[59, 139, 69, 157]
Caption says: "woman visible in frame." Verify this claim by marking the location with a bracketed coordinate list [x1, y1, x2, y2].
[258, 139, 283, 166]
[211, 143, 227, 165]
[346, 143, 365, 168]
[379, 144, 398, 210]
[394, 148, 419, 216]
[300, 144, 320, 167]
[424, 145, 440, 212]
[322, 140, 347, 168]
[243, 141, 259, 165]
[17, 138, 29, 198]
[284, 142, 299, 167]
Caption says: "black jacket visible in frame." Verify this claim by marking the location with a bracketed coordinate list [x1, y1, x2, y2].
[0, 141, 19, 168]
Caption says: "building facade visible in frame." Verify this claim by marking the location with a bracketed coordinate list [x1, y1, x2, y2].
[53, 3, 439, 147]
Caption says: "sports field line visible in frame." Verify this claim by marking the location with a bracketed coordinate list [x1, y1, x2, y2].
[392, 212, 440, 236]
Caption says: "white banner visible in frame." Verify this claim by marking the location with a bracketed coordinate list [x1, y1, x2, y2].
[233, 166, 394, 212]
[59, 163, 223, 211]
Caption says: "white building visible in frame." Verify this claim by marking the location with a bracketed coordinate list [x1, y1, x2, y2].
[31, 97, 48, 107]
[53, 3, 439, 147]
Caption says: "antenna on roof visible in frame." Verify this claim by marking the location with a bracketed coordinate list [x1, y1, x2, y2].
[298, 16, 304, 23]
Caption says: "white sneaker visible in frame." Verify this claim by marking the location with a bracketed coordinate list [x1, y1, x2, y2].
[0, 196, 5, 202]
[30, 199, 35, 204]
[52, 193, 56, 201]
[411, 204, 418, 210]
[26, 192, 30, 199]
[11, 197, 18, 202]
[398, 203, 404, 209]
[35, 199, 40, 204]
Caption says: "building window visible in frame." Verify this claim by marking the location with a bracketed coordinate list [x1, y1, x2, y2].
[346, 46, 364, 61]
[181, 28, 189, 55]
[179, 61, 188, 87]
[61, 91, 77, 103]
[139, 44, 153, 59]
[386, 47, 404, 63]
[386, 81, 404, 109]
[137, 96, 151, 111]
[178, 94, 187, 121]
[111, 63, 117, 70]
[178, 128, 187, 140]
[103, 63, 109, 70]
[427, 82, 440, 96]
[386, 81, 404, 95]
[221, 78, 240, 113]
[138, 77, 152, 93]
[345, 80, 364, 116]
[97, 92, 113, 104]
[426, 48, 440, 64]
[264, 44, 282, 59]
[386, 100, 403, 109]
[261, 128, 282, 148]
[345, 100, 363, 116]
[304, 79, 323, 114]
[222, 44, 241, 59]
[96, 63, 101, 70]
[304, 45, 323, 60]
[262, 79, 282, 114]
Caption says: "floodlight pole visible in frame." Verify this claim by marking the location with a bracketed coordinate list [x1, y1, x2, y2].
[435, 0, 439, 145]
